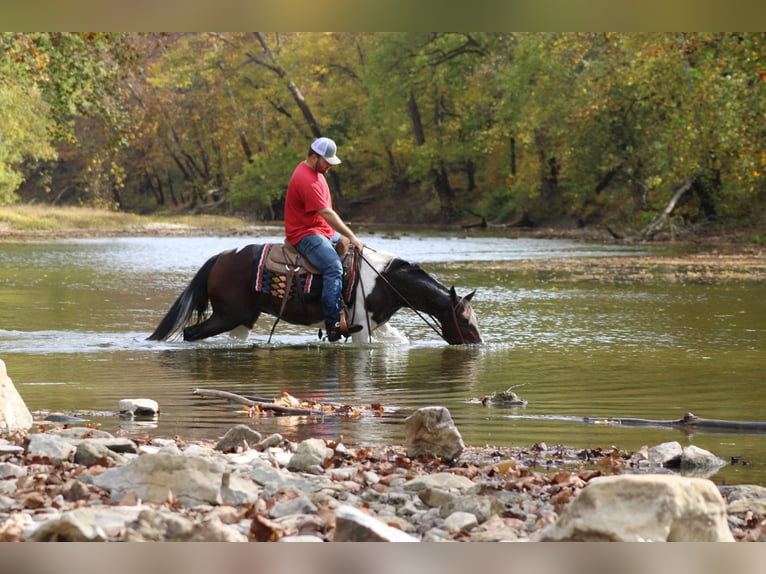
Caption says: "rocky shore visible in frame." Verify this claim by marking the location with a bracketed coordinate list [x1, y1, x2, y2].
[1, 421, 765, 543]
[2, 367, 766, 543]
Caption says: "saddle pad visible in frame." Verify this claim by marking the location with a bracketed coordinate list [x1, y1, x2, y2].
[255, 244, 318, 298]
[253, 243, 358, 304]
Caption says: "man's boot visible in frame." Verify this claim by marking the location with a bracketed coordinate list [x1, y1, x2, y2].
[326, 311, 362, 342]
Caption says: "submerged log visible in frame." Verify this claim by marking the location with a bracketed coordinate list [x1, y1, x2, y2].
[192, 388, 324, 416]
[584, 411, 766, 433]
[192, 388, 386, 418]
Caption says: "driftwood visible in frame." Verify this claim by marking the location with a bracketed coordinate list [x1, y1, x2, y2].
[638, 178, 693, 241]
[584, 411, 766, 433]
[478, 384, 529, 407]
[192, 388, 325, 416]
[192, 388, 386, 418]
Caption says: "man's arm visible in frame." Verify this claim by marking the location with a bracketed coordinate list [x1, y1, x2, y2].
[317, 207, 364, 251]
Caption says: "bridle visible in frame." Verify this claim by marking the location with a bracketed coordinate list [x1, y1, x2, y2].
[356, 247, 466, 344]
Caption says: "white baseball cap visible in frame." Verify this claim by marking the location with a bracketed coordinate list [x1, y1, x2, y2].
[310, 137, 341, 165]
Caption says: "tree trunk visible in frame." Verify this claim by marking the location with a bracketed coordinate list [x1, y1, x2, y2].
[433, 162, 457, 222]
[408, 92, 426, 146]
[250, 33, 341, 200]
[509, 136, 516, 176]
[639, 178, 693, 241]
[167, 167, 180, 206]
[223, 79, 253, 162]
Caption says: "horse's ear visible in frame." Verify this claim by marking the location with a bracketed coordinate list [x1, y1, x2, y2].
[449, 286, 458, 303]
[464, 290, 476, 302]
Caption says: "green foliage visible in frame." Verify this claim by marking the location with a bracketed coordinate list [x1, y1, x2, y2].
[0, 65, 57, 203]
[2, 32, 764, 233]
[230, 147, 299, 217]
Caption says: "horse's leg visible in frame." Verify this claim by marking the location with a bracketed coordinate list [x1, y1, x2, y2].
[183, 310, 261, 341]
[182, 247, 263, 342]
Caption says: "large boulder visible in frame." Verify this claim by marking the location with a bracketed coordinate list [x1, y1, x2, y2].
[0, 359, 33, 434]
[540, 474, 734, 542]
[333, 505, 419, 542]
[286, 438, 333, 474]
[91, 453, 226, 506]
[404, 406, 464, 461]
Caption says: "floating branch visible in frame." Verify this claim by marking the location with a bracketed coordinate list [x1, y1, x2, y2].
[192, 388, 388, 418]
[585, 411, 766, 433]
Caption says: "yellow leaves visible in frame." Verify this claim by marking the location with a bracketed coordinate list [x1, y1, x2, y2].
[243, 390, 389, 419]
[493, 459, 518, 474]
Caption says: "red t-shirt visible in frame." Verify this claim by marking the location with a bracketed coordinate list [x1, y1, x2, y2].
[284, 161, 334, 245]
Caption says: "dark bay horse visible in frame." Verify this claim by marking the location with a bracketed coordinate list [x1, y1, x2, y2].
[147, 244, 483, 345]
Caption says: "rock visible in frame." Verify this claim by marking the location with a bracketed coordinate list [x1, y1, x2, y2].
[0, 439, 24, 456]
[91, 453, 226, 506]
[50, 427, 115, 440]
[720, 484, 766, 515]
[26, 433, 76, 466]
[124, 509, 195, 542]
[439, 495, 504, 524]
[215, 424, 262, 453]
[74, 440, 129, 467]
[481, 389, 528, 406]
[444, 511, 478, 533]
[256, 433, 284, 450]
[118, 398, 159, 417]
[540, 474, 734, 542]
[271, 512, 328, 536]
[470, 514, 524, 542]
[333, 504, 419, 542]
[648, 441, 683, 467]
[0, 462, 26, 480]
[0, 359, 33, 433]
[403, 472, 476, 494]
[44, 413, 89, 424]
[418, 487, 456, 508]
[220, 471, 262, 505]
[188, 517, 248, 542]
[27, 508, 107, 542]
[286, 438, 332, 474]
[249, 458, 332, 496]
[404, 406, 465, 460]
[681, 445, 727, 472]
[269, 495, 317, 518]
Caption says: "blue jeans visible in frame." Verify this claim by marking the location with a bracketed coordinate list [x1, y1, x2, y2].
[295, 232, 342, 329]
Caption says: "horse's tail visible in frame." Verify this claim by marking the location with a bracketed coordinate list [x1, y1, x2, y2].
[147, 254, 220, 341]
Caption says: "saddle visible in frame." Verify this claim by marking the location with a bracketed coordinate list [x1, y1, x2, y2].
[263, 236, 350, 277]
[257, 236, 358, 307]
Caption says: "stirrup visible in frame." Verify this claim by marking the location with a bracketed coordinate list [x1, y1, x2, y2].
[339, 311, 362, 337]
[323, 317, 363, 342]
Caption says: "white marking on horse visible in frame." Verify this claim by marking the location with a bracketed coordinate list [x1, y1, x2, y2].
[349, 248, 396, 343]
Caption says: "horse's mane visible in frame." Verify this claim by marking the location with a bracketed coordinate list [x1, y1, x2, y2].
[361, 247, 396, 270]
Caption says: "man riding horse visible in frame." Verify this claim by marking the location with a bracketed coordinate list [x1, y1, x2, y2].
[284, 137, 364, 342]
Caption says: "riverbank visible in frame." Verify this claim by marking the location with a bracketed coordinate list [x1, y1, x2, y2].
[3, 205, 765, 285]
[2, 422, 765, 542]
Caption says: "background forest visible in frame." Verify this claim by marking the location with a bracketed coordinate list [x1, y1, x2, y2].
[1, 32, 764, 237]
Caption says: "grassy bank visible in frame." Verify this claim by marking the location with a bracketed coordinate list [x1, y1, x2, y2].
[0, 205, 254, 236]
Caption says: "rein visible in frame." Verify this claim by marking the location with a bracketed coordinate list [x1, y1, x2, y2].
[357, 247, 460, 344]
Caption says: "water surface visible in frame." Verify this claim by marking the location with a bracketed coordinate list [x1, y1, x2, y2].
[1, 231, 764, 485]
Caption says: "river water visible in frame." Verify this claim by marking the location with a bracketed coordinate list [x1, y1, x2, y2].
[1, 229, 764, 485]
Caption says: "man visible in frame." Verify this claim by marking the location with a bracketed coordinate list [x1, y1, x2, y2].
[284, 137, 364, 342]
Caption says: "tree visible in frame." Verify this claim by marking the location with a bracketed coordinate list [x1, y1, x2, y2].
[0, 67, 57, 203]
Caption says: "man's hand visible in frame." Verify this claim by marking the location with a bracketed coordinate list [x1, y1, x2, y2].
[317, 207, 364, 252]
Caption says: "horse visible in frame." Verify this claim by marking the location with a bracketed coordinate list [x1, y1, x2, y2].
[147, 243, 483, 345]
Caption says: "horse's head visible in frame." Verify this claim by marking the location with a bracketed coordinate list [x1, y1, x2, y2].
[440, 286, 483, 345]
